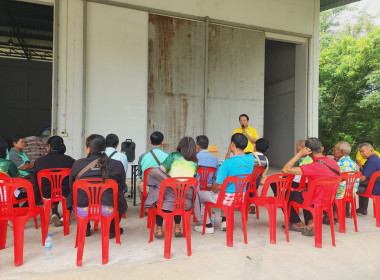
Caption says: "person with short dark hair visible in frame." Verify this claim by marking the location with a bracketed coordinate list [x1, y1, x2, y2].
[7, 136, 34, 177]
[281, 137, 340, 236]
[33, 136, 75, 226]
[196, 135, 219, 186]
[137, 131, 168, 201]
[0, 137, 21, 178]
[356, 143, 380, 215]
[105, 133, 128, 174]
[355, 140, 380, 170]
[226, 114, 259, 158]
[194, 133, 255, 234]
[67, 134, 128, 238]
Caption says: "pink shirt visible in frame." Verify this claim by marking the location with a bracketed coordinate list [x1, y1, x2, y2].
[300, 157, 340, 207]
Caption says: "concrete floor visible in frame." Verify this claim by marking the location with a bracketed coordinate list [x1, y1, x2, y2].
[1, 171, 380, 280]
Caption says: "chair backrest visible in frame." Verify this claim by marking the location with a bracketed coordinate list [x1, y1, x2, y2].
[363, 170, 380, 196]
[247, 166, 265, 195]
[217, 174, 253, 207]
[259, 174, 294, 202]
[197, 166, 217, 191]
[303, 176, 341, 208]
[37, 168, 71, 200]
[0, 178, 36, 218]
[72, 179, 118, 219]
[157, 177, 198, 215]
[341, 171, 361, 199]
[0, 172, 10, 179]
[142, 167, 153, 196]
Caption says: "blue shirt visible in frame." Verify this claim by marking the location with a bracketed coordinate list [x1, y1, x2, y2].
[216, 154, 255, 193]
[196, 150, 219, 185]
[362, 154, 380, 195]
[105, 147, 128, 174]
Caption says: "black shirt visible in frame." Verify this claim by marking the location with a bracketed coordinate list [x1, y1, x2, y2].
[33, 152, 75, 198]
[67, 154, 126, 208]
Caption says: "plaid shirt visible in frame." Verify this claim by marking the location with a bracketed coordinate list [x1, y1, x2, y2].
[336, 155, 360, 199]
[222, 192, 246, 206]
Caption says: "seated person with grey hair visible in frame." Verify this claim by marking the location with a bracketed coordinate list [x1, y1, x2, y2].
[281, 137, 340, 236]
[356, 142, 380, 215]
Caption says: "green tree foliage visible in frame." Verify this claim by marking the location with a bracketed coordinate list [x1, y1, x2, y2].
[319, 7, 380, 156]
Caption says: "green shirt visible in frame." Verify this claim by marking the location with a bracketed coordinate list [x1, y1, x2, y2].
[7, 148, 32, 176]
[138, 148, 169, 181]
[294, 155, 313, 167]
[0, 158, 20, 178]
[161, 152, 197, 177]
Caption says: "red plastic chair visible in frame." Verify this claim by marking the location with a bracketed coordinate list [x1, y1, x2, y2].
[202, 174, 253, 247]
[357, 170, 380, 227]
[288, 175, 308, 216]
[148, 177, 198, 259]
[335, 171, 361, 233]
[37, 168, 71, 235]
[248, 174, 294, 244]
[288, 176, 341, 248]
[72, 179, 121, 266]
[0, 172, 9, 178]
[140, 167, 153, 220]
[193, 166, 217, 223]
[246, 166, 265, 219]
[0, 178, 46, 266]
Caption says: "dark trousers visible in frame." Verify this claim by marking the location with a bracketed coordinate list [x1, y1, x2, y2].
[289, 191, 313, 225]
[156, 210, 181, 226]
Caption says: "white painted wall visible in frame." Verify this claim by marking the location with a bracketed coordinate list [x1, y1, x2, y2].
[53, 0, 320, 161]
[86, 3, 148, 161]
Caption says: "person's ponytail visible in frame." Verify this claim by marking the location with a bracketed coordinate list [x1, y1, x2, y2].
[98, 151, 109, 183]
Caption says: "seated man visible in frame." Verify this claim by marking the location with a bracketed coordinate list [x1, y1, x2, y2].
[194, 133, 255, 233]
[356, 142, 380, 215]
[137, 131, 168, 201]
[355, 140, 380, 170]
[281, 137, 340, 236]
[105, 133, 128, 192]
[196, 135, 219, 187]
[7, 136, 34, 177]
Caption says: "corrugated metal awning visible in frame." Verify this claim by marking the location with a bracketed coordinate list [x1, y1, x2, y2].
[320, 0, 361, 11]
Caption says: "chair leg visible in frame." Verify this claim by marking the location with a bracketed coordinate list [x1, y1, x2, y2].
[34, 217, 38, 229]
[374, 197, 380, 227]
[313, 209, 323, 248]
[12, 219, 26, 267]
[283, 206, 290, 242]
[76, 220, 88, 267]
[225, 208, 235, 247]
[149, 208, 156, 243]
[101, 217, 112, 265]
[268, 205, 277, 244]
[43, 201, 52, 235]
[202, 204, 209, 235]
[328, 208, 336, 247]
[94, 220, 99, 231]
[256, 204, 260, 220]
[39, 210, 47, 246]
[241, 206, 248, 245]
[163, 215, 174, 259]
[335, 199, 346, 233]
[62, 200, 70, 236]
[0, 220, 8, 249]
[351, 199, 358, 232]
[184, 213, 192, 256]
[114, 216, 121, 245]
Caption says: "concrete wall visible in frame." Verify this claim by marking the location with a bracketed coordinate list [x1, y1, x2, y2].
[51, 0, 320, 160]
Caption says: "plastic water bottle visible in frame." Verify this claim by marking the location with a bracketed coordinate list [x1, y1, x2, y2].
[45, 234, 53, 260]
[211, 211, 216, 226]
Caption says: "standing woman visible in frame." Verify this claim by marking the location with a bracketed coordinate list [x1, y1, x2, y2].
[33, 136, 75, 226]
[156, 136, 198, 238]
[67, 134, 128, 238]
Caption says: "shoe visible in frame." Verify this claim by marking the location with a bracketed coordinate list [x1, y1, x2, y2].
[282, 223, 304, 232]
[356, 208, 367, 216]
[175, 231, 183, 238]
[194, 225, 214, 234]
[110, 228, 124, 239]
[249, 205, 256, 214]
[302, 227, 314, 236]
[51, 214, 63, 227]
[154, 230, 164, 239]
[221, 221, 226, 231]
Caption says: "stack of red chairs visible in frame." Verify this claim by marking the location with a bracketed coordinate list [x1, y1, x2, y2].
[288, 176, 341, 248]
[148, 177, 198, 259]
[357, 170, 380, 227]
[248, 174, 294, 244]
[37, 168, 71, 235]
[201, 174, 253, 247]
[71, 179, 121, 266]
[0, 178, 46, 266]
[335, 171, 361, 233]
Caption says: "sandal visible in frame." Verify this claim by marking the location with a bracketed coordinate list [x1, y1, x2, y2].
[174, 225, 183, 238]
[302, 227, 314, 236]
[155, 230, 164, 239]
